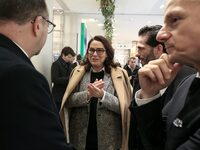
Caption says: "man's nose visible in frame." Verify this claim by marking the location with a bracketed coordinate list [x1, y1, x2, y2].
[156, 29, 171, 43]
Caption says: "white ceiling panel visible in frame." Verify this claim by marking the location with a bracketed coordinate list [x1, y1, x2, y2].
[54, 0, 165, 44]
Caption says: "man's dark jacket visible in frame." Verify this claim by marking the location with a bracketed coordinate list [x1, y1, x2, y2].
[51, 56, 73, 110]
[0, 34, 73, 150]
[129, 65, 196, 150]
[132, 74, 200, 150]
[124, 65, 140, 86]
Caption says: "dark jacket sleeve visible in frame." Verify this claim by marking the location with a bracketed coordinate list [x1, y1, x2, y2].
[131, 97, 166, 150]
[2, 65, 73, 150]
[51, 60, 70, 86]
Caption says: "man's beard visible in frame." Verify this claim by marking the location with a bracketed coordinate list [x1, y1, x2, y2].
[143, 50, 156, 65]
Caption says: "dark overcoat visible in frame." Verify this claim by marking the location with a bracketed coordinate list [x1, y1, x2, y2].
[0, 34, 73, 150]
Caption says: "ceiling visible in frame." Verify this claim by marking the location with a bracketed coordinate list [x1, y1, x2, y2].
[54, 0, 165, 46]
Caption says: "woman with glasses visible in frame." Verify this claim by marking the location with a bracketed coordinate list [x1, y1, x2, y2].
[60, 35, 132, 150]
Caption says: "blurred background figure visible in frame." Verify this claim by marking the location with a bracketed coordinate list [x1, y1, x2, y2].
[72, 54, 83, 68]
[123, 56, 140, 86]
[115, 61, 122, 67]
[60, 35, 132, 150]
[51, 46, 76, 111]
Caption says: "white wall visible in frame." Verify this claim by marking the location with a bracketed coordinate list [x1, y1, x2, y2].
[63, 13, 80, 54]
[31, 0, 54, 86]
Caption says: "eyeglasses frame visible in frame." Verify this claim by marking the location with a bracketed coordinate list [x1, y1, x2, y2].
[88, 48, 106, 55]
[41, 16, 56, 34]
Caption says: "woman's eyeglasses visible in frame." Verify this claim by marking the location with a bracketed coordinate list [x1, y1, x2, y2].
[88, 48, 105, 55]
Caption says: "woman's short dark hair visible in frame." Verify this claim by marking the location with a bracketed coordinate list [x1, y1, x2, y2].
[0, 0, 48, 24]
[82, 35, 117, 73]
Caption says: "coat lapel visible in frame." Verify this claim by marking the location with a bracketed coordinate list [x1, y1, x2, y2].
[163, 75, 195, 130]
[111, 67, 132, 150]
[60, 66, 85, 110]
[59, 66, 85, 142]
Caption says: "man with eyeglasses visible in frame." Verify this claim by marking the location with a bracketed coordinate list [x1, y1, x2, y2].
[41, 16, 56, 34]
[0, 0, 73, 150]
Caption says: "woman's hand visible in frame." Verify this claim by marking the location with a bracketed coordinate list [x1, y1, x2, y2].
[87, 79, 105, 99]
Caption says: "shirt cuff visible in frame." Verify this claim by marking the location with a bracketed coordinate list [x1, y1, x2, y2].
[135, 89, 161, 106]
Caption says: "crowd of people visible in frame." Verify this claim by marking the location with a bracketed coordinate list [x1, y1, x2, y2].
[2, 0, 200, 150]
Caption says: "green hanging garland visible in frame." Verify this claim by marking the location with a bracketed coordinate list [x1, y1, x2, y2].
[97, 0, 115, 42]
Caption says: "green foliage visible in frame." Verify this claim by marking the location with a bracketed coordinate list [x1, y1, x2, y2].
[97, 0, 115, 42]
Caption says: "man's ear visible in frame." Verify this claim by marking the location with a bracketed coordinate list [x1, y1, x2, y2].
[32, 16, 42, 36]
[154, 44, 164, 58]
[61, 53, 65, 59]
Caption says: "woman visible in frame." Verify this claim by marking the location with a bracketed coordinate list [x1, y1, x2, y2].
[60, 35, 132, 150]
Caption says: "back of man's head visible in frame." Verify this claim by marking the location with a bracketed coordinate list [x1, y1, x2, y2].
[61, 46, 76, 57]
[76, 54, 82, 61]
[138, 25, 166, 53]
[0, 0, 48, 24]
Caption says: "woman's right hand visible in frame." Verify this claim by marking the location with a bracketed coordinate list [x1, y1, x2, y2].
[87, 79, 104, 99]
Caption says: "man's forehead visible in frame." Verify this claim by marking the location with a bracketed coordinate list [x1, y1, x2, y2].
[137, 36, 148, 47]
[166, 0, 200, 9]
[130, 58, 136, 61]
[164, 0, 200, 21]
[137, 42, 145, 48]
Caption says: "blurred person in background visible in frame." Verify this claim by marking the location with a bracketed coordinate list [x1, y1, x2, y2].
[51, 46, 76, 111]
[72, 54, 83, 68]
[123, 56, 140, 87]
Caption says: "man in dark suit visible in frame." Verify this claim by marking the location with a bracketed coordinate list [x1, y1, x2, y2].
[132, 0, 200, 149]
[0, 0, 73, 149]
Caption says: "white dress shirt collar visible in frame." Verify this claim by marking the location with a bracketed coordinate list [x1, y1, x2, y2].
[13, 41, 29, 58]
